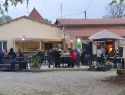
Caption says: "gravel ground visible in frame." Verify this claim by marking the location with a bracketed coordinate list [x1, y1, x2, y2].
[0, 71, 124, 95]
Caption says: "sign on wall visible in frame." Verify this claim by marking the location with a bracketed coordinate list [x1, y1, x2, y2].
[76, 43, 82, 49]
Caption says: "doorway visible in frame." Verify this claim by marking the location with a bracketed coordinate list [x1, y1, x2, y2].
[44, 43, 53, 50]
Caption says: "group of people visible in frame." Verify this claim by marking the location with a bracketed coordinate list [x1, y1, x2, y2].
[96, 45, 117, 66]
[0, 48, 24, 64]
[0, 47, 92, 68]
[35, 48, 79, 68]
[35, 48, 91, 68]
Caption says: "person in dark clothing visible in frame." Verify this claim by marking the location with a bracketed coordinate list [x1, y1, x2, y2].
[81, 48, 86, 65]
[16, 49, 27, 70]
[0, 50, 4, 64]
[7, 48, 16, 70]
[46, 49, 54, 68]
[53, 49, 61, 68]
[8, 48, 16, 59]
[75, 49, 80, 67]
[36, 49, 45, 64]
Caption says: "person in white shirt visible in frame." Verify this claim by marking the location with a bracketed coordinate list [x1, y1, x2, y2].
[96, 46, 102, 65]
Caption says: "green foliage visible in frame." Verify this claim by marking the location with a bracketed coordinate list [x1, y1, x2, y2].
[0, 0, 29, 12]
[31, 56, 41, 67]
[104, 2, 125, 18]
[111, 0, 124, 5]
[117, 69, 125, 75]
[0, 15, 12, 24]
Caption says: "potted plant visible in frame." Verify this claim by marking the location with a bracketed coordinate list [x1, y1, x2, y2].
[30, 55, 41, 72]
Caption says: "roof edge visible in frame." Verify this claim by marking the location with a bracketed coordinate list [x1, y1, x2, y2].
[0, 16, 59, 28]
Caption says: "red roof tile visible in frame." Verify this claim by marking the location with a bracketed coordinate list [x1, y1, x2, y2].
[57, 18, 125, 25]
[29, 8, 44, 21]
[64, 28, 125, 37]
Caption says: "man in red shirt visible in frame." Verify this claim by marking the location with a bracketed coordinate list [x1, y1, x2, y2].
[69, 50, 77, 68]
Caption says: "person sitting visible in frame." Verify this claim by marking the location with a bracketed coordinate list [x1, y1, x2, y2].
[16, 48, 25, 62]
[16, 48, 24, 57]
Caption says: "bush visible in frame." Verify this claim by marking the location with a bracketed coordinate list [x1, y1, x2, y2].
[88, 65, 96, 71]
[31, 55, 41, 67]
[117, 69, 125, 76]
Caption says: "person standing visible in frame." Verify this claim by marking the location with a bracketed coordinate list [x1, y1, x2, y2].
[81, 48, 87, 65]
[47, 48, 54, 68]
[8, 48, 16, 59]
[96, 46, 102, 66]
[75, 49, 80, 67]
[0, 49, 4, 64]
[100, 45, 106, 57]
[69, 50, 77, 68]
[53, 49, 61, 68]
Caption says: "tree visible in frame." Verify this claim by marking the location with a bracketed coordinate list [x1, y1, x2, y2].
[44, 19, 52, 24]
[0, 0, 29, 13]
[104, 3, 125, 18]
[0, 0, 123, 11]
[111, 0, 124, 5]
[0, 0, 124, 14]
[0, 15, 12, 24]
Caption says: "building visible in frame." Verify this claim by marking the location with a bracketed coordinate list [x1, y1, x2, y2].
[0, 8, 64, 53]
[56, 18, 125, 54]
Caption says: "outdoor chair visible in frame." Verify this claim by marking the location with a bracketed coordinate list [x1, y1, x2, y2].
[15, 57, 28, 70]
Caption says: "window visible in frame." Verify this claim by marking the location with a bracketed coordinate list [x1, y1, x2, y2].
[0, 41, 7, 50]
[0, 42, 2, 50]
[3, 41, 7, 49]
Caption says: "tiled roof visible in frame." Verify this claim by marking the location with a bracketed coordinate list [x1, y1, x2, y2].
[29, 8, 44, 21]
[0, 16, 57, 27]
[64, 28, 125, 37]
[57, 18, 125, 25]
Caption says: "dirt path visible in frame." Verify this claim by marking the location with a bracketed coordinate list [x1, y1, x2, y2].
[0, 71, 124, 95]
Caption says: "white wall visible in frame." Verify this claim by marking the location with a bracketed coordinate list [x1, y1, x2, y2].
[0, 18, 64, 50]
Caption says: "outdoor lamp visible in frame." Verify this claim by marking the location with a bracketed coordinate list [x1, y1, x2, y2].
[77, 38, 81, 42]
[22, 36, 25, 41]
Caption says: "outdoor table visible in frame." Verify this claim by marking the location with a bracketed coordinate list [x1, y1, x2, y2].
[14, 57, 27, 70]
[60, 56, 70, 67]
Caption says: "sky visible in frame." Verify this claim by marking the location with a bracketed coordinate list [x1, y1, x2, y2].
[4, 0, 111, 23]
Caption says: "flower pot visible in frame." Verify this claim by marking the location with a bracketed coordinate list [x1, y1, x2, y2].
[30, 66, 40, 72]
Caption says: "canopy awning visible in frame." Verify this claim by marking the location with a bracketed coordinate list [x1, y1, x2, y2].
[88, 29, 124, 40]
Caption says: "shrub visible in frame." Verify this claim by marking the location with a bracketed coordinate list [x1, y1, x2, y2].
[117, 69, 125, 76]
[31, 55, 41, 67]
